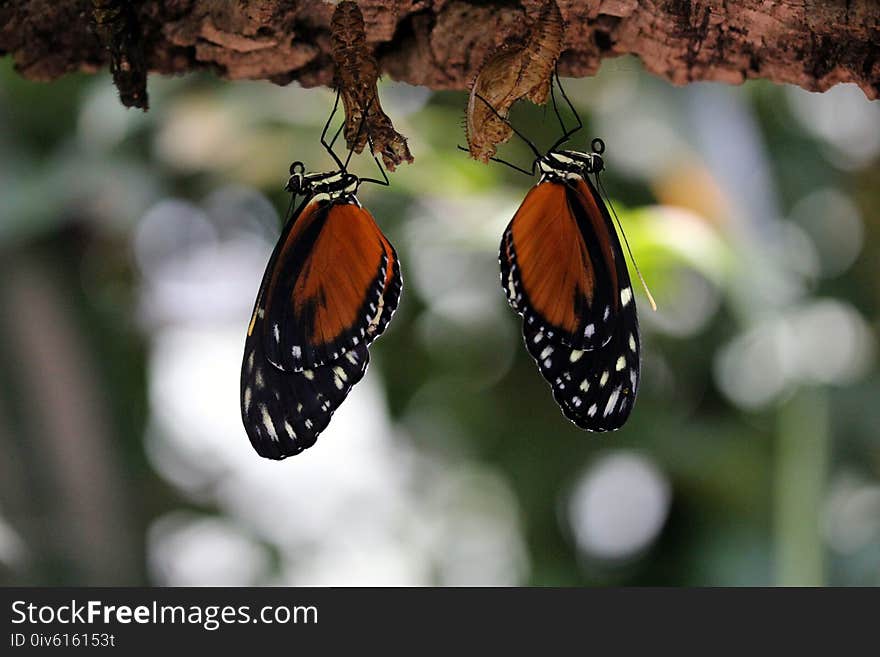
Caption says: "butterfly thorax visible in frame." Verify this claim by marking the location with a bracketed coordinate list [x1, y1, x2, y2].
[286, 168, 360, 203]
[537, 150, 604, 183]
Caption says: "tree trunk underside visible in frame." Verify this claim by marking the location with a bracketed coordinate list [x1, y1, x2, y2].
[2, 1, 878, 99]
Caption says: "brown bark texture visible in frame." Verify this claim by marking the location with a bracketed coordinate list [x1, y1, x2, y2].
[1, 1, 878, 100]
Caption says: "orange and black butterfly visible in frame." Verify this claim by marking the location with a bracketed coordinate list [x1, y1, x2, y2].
[241, 95, 401, 459]
[473, 75, 649, 431]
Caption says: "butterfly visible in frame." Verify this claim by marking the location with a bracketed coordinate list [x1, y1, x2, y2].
[470, 74, 651, 431]
[241, 94, 401, 459]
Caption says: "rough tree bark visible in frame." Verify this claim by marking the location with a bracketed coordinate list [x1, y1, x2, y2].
[1, 1, 878, 100]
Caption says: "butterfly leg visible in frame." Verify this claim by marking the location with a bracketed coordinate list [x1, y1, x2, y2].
[548, 66, 584, 152]
[328, 120, 345, 151]
[321, 89, 347, 171]
[550, 70, 567, 137]
[358, 135, 391, 187]
[472, 92, 542, 160]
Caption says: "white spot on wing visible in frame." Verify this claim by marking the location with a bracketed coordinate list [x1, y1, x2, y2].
[580, 379, 589, 392]
[600, 371, 609, 387]
[540, 346, 554, 360]
[604, 386, 622, 417]
[585, 324, 595, 338]
[569, 350, 584, 363]
[588, 403, 598, 417]
[260, 405, 278, 441]
[616, 356, 626, 371]
[621, 287, 632, 307]
[243, 387, 252, 412]
[366, 288, 387, 335]
[629, 334, 636, 352]
[303, 370, 314, 380]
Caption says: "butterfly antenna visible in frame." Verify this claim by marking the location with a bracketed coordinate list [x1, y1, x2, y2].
[596, 173, 657, 311]
[280, 193, 295, 222]
[285, 189, 313, 229]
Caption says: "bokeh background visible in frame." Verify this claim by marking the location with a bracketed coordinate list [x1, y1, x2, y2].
[1, 56, 878, 586]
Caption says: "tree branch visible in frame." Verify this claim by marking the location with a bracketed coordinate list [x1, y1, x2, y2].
[1, 1, 878, 100]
